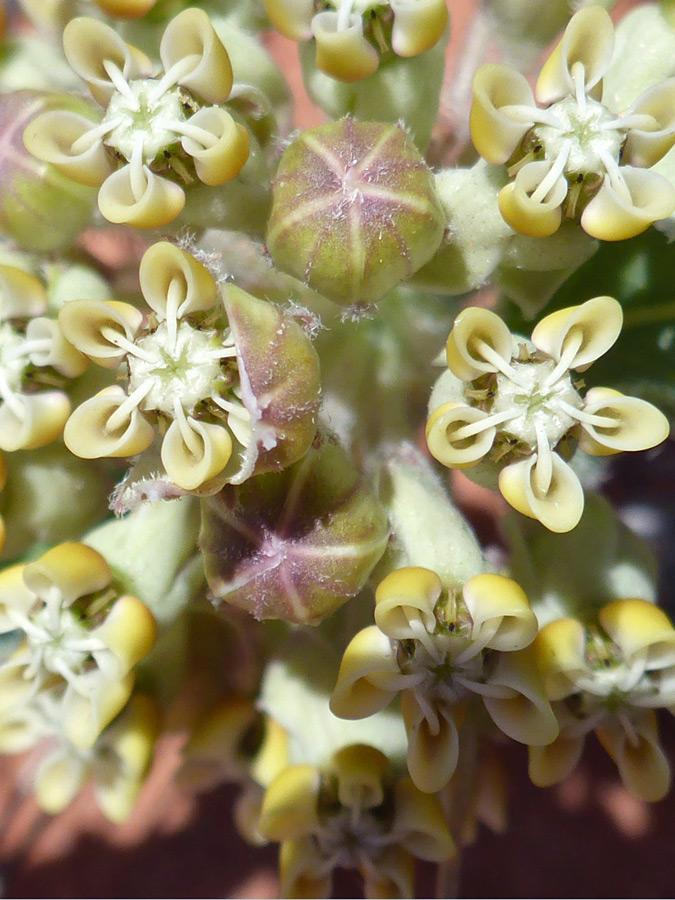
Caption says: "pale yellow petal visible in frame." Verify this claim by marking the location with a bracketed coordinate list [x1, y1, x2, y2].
[91, 0, 157, 18]
[0, 565, 33, 627]
[98, 165, 186, 229]
[531, 295, 623, 372]
[64, 386, 155, 459]
[330, 626, 401, 720]
[390, 0, 448, 58]
[23, 542, 110, 605]
[0, 266, 47, 319]
[362, 847, 414, 900]
[425, 402, 495, 470]
[279, 837, 331, 900]
[401, 690, 460, 793]
[581, 167, 675, 241]
[62, 672, 134, 750]
[0, 391, 70, 452]
[25, 317, 88, 378]
[498, 161, 566, 238]
[263, 0, 315, 41]
[498, 453, 585, 533]
[462, 573, 538, 652]
[374, 566, 441, 640]
[181, 108, 250, 187]
[139, 242, 217, 320]
[23, 110, 111, 187]
[159, 8, 233, 104]
[579, 387, 670, 454]
[258, 764, 321, 842]
[392, 775, 456, 860]
[312, 11, 380, 83]
[595, 710, 671, 802]
[623, 78, 675, 169]
[599, 599, 675, 670]
[483, 648, 559, 746]
[470, 64, 536, 165]
[34, 750, 86, 814]
[160, 418, 232, 491]
[0, 703, 48, 753]
[528, 734, 585, 787]
[533, 618, 586, 700]
[446, 306, 513, 381]
[329, 744, 388, 810]
[92, 594, 157, 676]
[59, 298, 143, 369]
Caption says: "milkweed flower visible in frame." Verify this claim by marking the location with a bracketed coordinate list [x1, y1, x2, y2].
[23, 9, 250, 229]
[0, 542, 156, 749]
[529, 598, 675, 801]
[470, 5, 675, 240]
[331, 567, 557, 793]
[60, 242, 321, 497]
[264, 0, 448, 82]
[426, 297, 669, 532]
[258, 744, 455, 898]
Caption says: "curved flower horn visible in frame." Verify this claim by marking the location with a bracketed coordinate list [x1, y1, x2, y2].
[0, 563, 34, 625]
[330, 626, 402, 720]
[329, 745, 388, 810]
[595, 710, 671, 802]
[499, 453, 585, 533]
[374, 567, 441, 640]
[64, 386, 155, 459]
[393, 776, 456, 860]
[258, 764, 321, 842]
[462, 574, 538, 652]
[23, 542, 110, 605]
[580, 167, 675, 242]
[623, 78, 675, 169]
[426, 402, 496, 470]
[160, 418, 233, 491]
[531, 295, 623, 372]
[312, 11, 380, 83]
[446, 307, 513, 381]
[0, 265, 47, 319]
[93, 594, 157, 681]
[179, 108, 250, 187]
[498, 160, 567, 238]
[159, 9, 233, 105]
[63, 18, 153, 107]
[533, 618, 587, 700]
[59, 299, 143, 369]
[578, 387, 670, 455]
[528, 733, 585, 787]
[599, 599, 675, 671]
[535, 5, 614, 106]
[483, 649, 559, 747]
[62, 671, 134, 750]
[139, 242, 217, 320]
[25, 318, 88, 378]
[401, 691, 460, 793]
[34, 751, 86, 815]
[470, 64, 536, 165]
[390, 0, 448, 58]
[263, 0, 315, 41]
[0, 391, 71, 452]
[97, 165, 186, 230]
[23, 110, 112, 188]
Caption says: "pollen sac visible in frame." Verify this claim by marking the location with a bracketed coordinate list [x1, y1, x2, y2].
[200, 434, 390, 625]
[266, 118, 445, 309]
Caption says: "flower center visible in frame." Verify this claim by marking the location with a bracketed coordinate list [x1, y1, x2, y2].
[103, 80, 189, 165]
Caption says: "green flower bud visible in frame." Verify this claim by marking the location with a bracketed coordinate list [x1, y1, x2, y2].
[200, 433, 390, 625]
[0, 91, 95, 252]
[266, 118, 445, 310]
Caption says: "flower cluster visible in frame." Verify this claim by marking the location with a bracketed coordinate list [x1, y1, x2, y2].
[530, 598, 675, 802]
[331, 566, 558, 793]
[426, 297, 669, 532]
[264, 0, 448, 82]
[23, 9, 250, 228]
[258, 744, 455, 898]
[470, 5, 675, 240]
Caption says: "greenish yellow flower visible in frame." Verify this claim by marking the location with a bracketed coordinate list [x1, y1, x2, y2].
[0, 542, 156, 749]
[60, 242, 320, 495]
[529, 598, 675, 801]
[258, 744, 455, 898]
[331, 567, 557, 793]
[470, 5, 675, 240]
[23, 9, 250, 229]
[426, 298, 669, 532]
[264, 0, 448, 82]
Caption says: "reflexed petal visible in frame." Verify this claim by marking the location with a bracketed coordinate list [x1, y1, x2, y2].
[160, 8, 233, 104]
[92, 594, 157, 677]
[499, 453, 585, 533]
[160, 418, 233, 491]
[595, 710, 671, 802]
[264, 0, 315, 41]
[623, 79, 675, 168]
[470, 64, 536, 165]
[581, 167, 675, 241]
[401, 690, 460, 793]
[462, 573, 537, 652]
[374, 567, 441, 639]
[59, 298, 143, 368]
[446, 306, 513, 381]
[390, 0, 448, 58]
[528, 733, 585, 787]
[139, 242, 217, 320]
[63, 17, 153, 107]
[533, 618, 586, 700]
[258, 764, 321, 841]
[25, 317, 88, 378]
[362, 847, 414, 900]
[64, 386, 155, 459]
[181, 108, 250, 187]
[579, 387, 670, 454]
[535, 5, 614, 105]
[393, 775, 456, 860]
[24, 542, 110, 605]
[599, 599, 675, 670]
[0, 391, 70, 452]
[426, 402, 495, 469]
[498, 161, 566, 238]
[279, 837, 331, 900]
[62, 671, 134, 750]
[0, 265, 47, 319]
[34, 750, 86, 814]
[312, 11, 380, 82]
[531, 296, 623, 371]
[483, 648, 559, 746]
[98, 166, 186, 229]
[23, 110, 111, 187]
[329, 745, 388, 810]
[330, 626, 401, 720]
